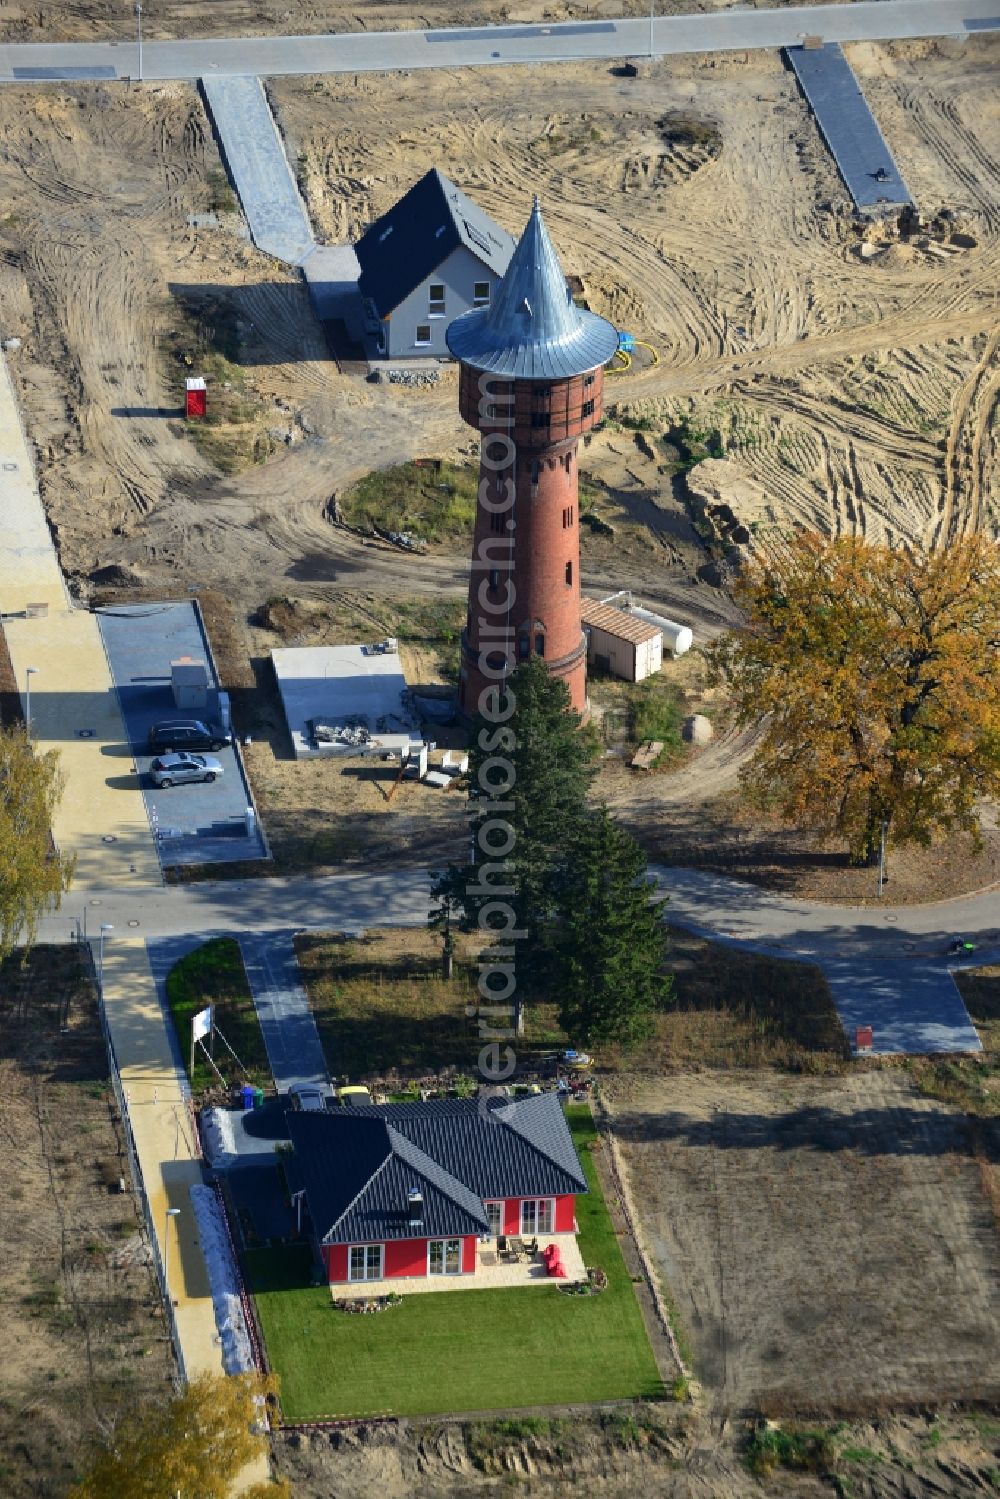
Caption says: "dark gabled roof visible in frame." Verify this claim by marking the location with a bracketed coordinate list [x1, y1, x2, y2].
[288, 1094, 588, 1247]
[345, 1094, 587, 1198]
[285, 1110, 489, 1245]
[355, 167, 515, 318]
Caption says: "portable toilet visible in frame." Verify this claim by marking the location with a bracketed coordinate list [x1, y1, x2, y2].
[185, 376, 207, 419]
[618, 331, 636, 354]
[240, 1083, 256, 1111]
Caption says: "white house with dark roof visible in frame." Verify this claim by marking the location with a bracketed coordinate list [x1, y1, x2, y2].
[285, 1094, 588, 1291]
[354, 168, 516, 361]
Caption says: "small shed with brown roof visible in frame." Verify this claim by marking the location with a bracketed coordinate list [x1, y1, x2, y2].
[581, 598, 662, 682]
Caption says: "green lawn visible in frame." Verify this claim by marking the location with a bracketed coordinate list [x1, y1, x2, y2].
[248, 1107, 662, 1420]
[165, 938, 270, 1096]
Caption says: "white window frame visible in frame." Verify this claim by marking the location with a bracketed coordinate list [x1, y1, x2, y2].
[473, 281, 491, 308]
[428, 283, 446, 317]
[520, 1199, 554, 1236]
[427, 1237, 464, 1275]
[415, 324, 432, 346]
[348, 1243, 384, 1282]
[484, 1201, 504, 1237]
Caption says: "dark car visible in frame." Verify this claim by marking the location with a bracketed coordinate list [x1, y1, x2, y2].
[148, 718, 232, 753]
[150, 753, 225, 788]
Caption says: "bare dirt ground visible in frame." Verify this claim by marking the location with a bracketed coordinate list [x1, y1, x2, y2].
[271, 1405, 1000, 1497]
[606, 1067, 1000, 1417]
[0, 38, 997, 892]
[0, 947, 170, 1498]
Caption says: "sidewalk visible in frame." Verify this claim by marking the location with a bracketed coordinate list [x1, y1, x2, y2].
[0, 352, 161, 888]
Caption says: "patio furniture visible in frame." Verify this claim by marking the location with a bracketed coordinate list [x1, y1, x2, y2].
[498, 1235, 518, 1263]
[508, 1236, 526, 1262]
[541, 1243, 568, 1279]
[525, 1237, 539, 1258]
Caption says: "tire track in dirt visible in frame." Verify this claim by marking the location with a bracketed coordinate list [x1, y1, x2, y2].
[930, 325, 1000, 547]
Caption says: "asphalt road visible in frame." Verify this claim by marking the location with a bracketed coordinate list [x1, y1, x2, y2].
[58, 861, 1000, 1054]
[0, 1, 995, 83]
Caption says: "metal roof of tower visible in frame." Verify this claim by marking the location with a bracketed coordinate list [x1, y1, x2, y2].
[446, 197, 620, 381]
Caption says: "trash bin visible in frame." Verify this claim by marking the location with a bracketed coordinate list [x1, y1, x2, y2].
[253, 1087, 265, 1109]
[240, 1084, 255, 1112]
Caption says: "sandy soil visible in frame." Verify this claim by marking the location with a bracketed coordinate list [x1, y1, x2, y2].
[0, 948, 170, 1498]
[0, 39, 997, 894]
[607, 1067, 1000, 1417]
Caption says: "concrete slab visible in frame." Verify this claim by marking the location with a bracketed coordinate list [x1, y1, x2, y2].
[239, 931, 331, 1093]
[301, 242, 361, 327]
[272, 642, 417, 759]
[824, 956, 983, 1055]
[786, 42, 913, 212]
[97, 602, 268, 867]
[201, 74, 315, 265]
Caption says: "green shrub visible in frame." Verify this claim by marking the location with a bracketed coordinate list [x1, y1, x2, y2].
[746, 1424, 836, 1477]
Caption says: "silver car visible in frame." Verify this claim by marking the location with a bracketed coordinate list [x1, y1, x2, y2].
[149, 753, 225, 788]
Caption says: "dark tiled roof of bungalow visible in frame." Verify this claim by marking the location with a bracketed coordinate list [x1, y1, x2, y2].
[355, 167, 515, 318]
[286, 1093, 587, 1245]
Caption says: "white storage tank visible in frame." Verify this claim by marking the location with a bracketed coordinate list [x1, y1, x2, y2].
[627, 607, 693, 657]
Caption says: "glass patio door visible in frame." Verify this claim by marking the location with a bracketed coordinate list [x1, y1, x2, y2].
[428, 1238, 463, 1275]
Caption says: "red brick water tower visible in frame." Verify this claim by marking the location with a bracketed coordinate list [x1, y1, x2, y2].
[447, 198, 619, 719]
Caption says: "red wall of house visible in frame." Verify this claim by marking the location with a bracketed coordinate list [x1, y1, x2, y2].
[500, 1195, 577, 1235]
[324, 1236, 480, 1284]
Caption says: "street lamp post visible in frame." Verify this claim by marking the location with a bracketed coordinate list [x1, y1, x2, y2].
[877, 820, 888, 898]
[649, 0, 654, 60]
[136, 1, 143, 82]
[24, 666, 38, 736]
[163, 1206, 181, 1300]
[98, 923, 114, 994]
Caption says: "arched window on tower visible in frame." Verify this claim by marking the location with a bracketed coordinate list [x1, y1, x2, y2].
[534, 621, 545, 657]
[518, 627, 530, 661]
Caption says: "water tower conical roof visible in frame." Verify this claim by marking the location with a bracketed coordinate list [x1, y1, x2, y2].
[446, 197, 619, 381]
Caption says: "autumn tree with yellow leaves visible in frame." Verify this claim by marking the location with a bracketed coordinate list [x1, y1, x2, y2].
[0, 725, 73, 964]
[70, 1372, 288, 1499]
[712, 533, 1000, 865]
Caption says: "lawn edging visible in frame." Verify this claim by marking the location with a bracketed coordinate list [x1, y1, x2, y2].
[592, 1088, 693, 1389]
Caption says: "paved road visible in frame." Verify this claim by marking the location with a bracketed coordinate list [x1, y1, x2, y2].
[0, 2, 995, 83]
[238, 932, 331, 1095]
[41, 863, 1000, 1054]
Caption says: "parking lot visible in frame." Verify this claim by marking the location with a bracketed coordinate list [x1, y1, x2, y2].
[97, 601, 268, 867]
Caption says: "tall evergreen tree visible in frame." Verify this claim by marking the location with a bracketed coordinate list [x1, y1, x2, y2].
[430, 657, 596, 1022]
[552, 806, 672, 1047]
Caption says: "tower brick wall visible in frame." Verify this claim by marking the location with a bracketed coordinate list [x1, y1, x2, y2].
[457, 365, 606, 718]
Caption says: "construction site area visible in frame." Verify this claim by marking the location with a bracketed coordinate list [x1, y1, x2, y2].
[1, 7, 999, 1497]
[0, 32, 996, 889]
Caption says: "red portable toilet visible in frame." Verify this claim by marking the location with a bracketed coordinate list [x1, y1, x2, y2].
[185, 376, 207, 419]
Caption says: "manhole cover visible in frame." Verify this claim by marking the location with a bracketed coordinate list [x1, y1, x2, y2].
[128, 919, 140, 928]
[885, 914, 899, 923]
[102, 834, 117, 844]
[89, 898, 102, 905]
[77, 728, 94, 738]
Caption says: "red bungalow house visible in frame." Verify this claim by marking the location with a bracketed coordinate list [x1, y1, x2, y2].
[284, 1094, 588, 1287]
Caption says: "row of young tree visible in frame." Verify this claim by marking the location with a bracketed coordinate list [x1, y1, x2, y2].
[430, 657, 673, 1047]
